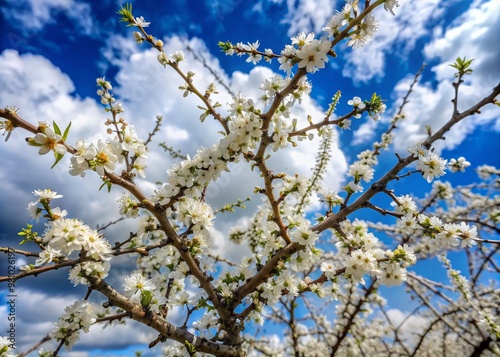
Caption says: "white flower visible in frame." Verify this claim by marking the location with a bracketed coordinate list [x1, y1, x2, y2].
[456, 222, 478, 248]
[348, 162, 374, 183]
[96, 77, 112, 90]
[348, 96, 366, 118]
[172, 50, 185, 62]
[33, 127, 67, 155]
[278, 44, 296, 75]
[390, 195, 417, 214]
[69, 261, 110, 286]
[322, 12, 345, 37]
[345, 249, 378, 280]
[291, 32, 314, 47]
[264, 48, 274, 62]
[133, 31, 144, 43]
[81, 230, 113, 261]
[408, 142, 428, 158]
[380, 263, 406, 286]
[348, 96, 366, 109]
[347, 16, 379, 49]
[33, 189, 63, 201]
[296, 39, 330, 73]
[397, 215, 417, 235]
[133, 158, 147, 178]
[321, 261, 337, 279]
[133, 16, 150, 27]
[292, 226, 318, 247]
[51, 301, 96, 349]
[117, 193, 140, 218]
[243, 41, 262, 64]
[345, 181, 363, 193]
[319, 190, 342, 207]
[432, 181, 453, 199]
[91, 140, 119, 176]
[35, 246, 62, 267]
[176, 198, 214, 237]
[157, 52, 169, 66]
[448, 156, 471, 172]
[27, 201, 42, 221]
[416, 153, 447, 183]
[123, 273, 156, 302]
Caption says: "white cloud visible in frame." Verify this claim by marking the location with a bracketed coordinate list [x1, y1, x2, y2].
[342, 0, 443, 83]
[1, 0, 94, 36]
[385, 308, 429, 341]
[254, 0, 335, 36]
[391, 0, 500, 153]
[282, 0, 335, 36]
[352, 119, 378, 146]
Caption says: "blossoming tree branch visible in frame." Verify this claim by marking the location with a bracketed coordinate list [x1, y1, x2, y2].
[1, 0, 499, 356]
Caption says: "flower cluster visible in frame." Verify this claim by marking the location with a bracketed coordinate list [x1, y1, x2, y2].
[41, 217, 113, 260]
[391, 193, 479, 249]
[322, 2, 387, 49]
[70, 78, 147, 178]
[117, 193, 140, 218]
[69, 139, 119, 177]
[221, 40, 274, 64]
[123, 273, 166, 310]
[51, 300, 96, 349]
[336, 219, 416, 285]
[175, 197, 214, 239]
[476, 164, 500, 180]
[152, 96, 262, 204]
[409, 143, 448, 183]
[344, 157, 377, 193]
[26, 190, 113, 284]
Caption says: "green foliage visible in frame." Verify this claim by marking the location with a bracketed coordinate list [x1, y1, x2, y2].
[449, 56, 474, 77]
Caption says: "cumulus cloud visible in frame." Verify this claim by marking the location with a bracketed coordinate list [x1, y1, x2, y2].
[342, 0, 443, 83]
[1, 0, 94, 36]
[352, 119, 378, 146]
[384, 308, 429, 341]
[253, 0, 335, 36]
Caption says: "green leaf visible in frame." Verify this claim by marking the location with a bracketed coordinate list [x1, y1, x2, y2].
[99, 180, 113, 192]
[62, 122, 72, 141]
[449, 56, 474, 77]
[51, 152, 64, 169]
[140, 290, 153, 308]
[18, 224, 37, 244]
[53, 120, 61, 135]
[117, 3, 134, 24]
[217, 41, 233, 52]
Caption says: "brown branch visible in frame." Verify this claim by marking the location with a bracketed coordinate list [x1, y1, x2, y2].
[86, 274, 245, 357]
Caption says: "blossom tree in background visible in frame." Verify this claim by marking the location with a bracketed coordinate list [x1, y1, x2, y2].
[1, 0, 499, 356]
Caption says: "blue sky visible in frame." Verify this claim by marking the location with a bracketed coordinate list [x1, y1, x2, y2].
[0, 0, 499, 356]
